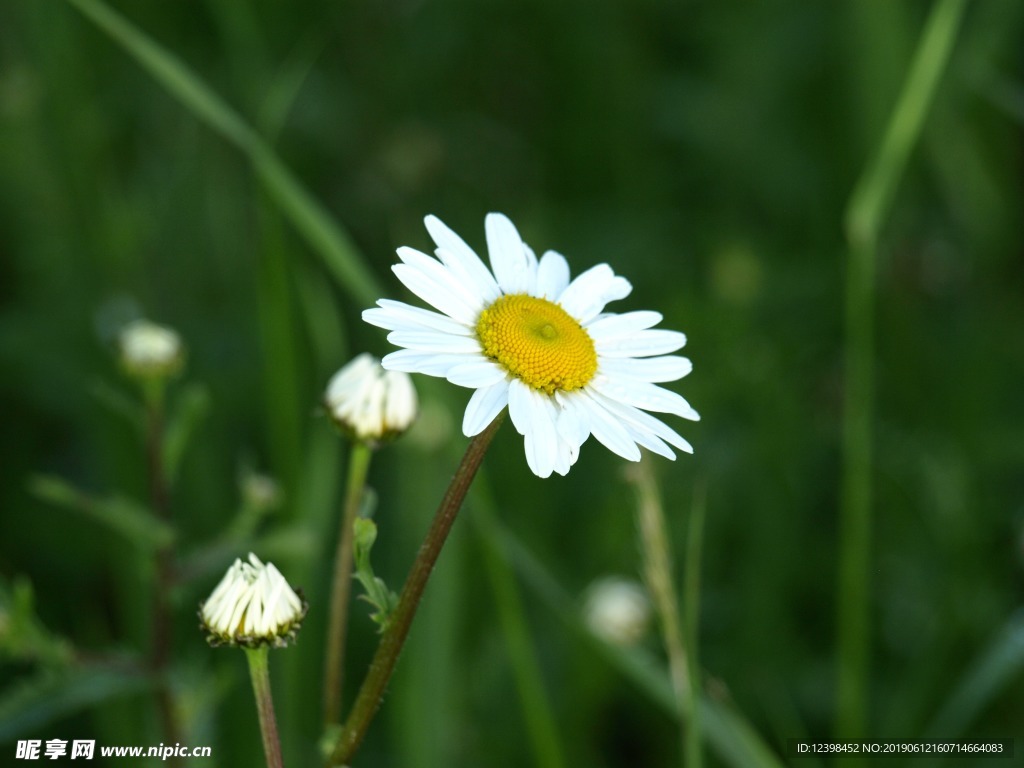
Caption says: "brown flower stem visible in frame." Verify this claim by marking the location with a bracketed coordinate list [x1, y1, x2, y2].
[246, 646, 285, 768]
[324, 442, 373, 726]
[329, 412, 505, 766]
[144, 382, 182, 758]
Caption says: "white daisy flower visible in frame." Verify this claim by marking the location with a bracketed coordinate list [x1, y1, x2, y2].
[363, 213, 699, 478]
[324, 353, 418, 443]
[199, 553, 307, 648]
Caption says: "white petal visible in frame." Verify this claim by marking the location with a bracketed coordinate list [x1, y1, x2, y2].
[387, 331, 481, 354]
[434, 249, 503, 304]
[577, 391, 642, 461]
[590, 376, 700, 421]
[462, 380, 509, 436]
[383, 371, 418, 430]
[593, 401, 679, 459]
[548, 426, 578, 476]
[612, 419, 675, 460]
[557, 264, 632, 323]
[536, 251, 570, 299]
[204, 561, 240, 607]
[381, 349, 476, 377]
[486, 213, 533, 295]
[522, 243, 540, 294]
[363, 300, 473, 336]
[228, 587, 254, 636]
[585, 310, 663, 338]
[506, 378, 534, 436]
[446, 360, 508, 388]
[553, 391, 591, 449]
[395, 245, 487, 314]
[551, 444, 571, 477]
[632, 432, 676, 460]
[395, 245, 477, 292]
[424, 215, 502, 301]
[594, 329, 687, 358]
[508, 381, 557, 478]
[598, 356, 693, 383]
[591, 392, 694, 454]
[392, 263, 480, 326]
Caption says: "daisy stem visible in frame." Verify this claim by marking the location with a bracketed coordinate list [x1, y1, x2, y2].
[837, 0, 966, 744]
[329, 412, 505, 766]
[245, 646, 285, 768]
[324, 441, 373, 727]
[143, 380, 182, 759]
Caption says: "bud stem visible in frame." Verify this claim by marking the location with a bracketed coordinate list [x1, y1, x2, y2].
[144, 382, 182, 762]
[324, 442, 373, 726]
[246, 646, 285, 768]
[329, 412, 505, 765]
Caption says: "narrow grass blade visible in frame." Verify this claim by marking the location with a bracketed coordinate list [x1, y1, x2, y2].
[684, 480, 707, 768]
[255, 196, 306, 494]
[64, 0, 381, 307]
[470, 472, 566, 768]
[490, 518, 785, 768]
[836, 0, 967, 741]
[925, 609, 1024, 738]
[628, 459, 690, 766]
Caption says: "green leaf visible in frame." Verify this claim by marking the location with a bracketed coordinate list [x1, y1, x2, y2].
[925, 609, 1024, 738]
[0, 664, 152, 742]
[29, 475, 174, 550]
[352, 518, 398, 631]
[0, 577, 73, 667]
[162, 382, 211, 486]
[64, 0, 381, 307]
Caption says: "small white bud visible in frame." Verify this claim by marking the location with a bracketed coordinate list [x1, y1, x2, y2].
[118, 319, 183, 379]
[583, 577, 651, 646]
[324, 354, 418, 443]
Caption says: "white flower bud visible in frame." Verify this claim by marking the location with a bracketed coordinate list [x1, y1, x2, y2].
[583, 577, 651, 646]
[199, 553, 307, 648]
[118, 319, 183, 379]
[325, 354, 418, 443]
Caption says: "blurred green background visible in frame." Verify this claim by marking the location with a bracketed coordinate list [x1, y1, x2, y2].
[1, 0, 1023, 766]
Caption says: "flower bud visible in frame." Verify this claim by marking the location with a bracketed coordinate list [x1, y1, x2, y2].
[199, 553, 307, 649]
[583, 577, 651, 646]
[118, 319, 184, 379]
[324, 353, 418, 444]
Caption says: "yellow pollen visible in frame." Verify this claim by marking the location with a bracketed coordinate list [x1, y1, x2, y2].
[475, 294, 598, 395]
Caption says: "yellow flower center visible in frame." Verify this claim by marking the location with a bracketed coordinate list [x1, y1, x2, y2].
[475, 294, 598, 395]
